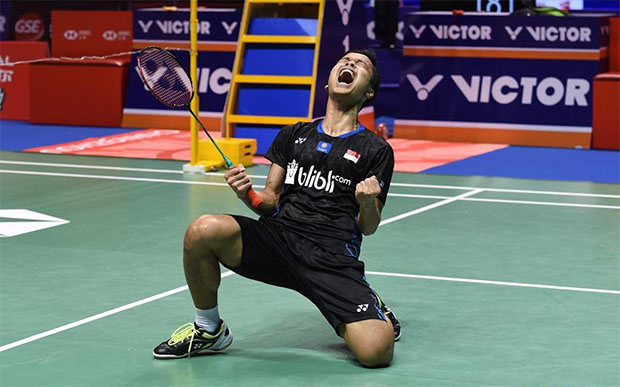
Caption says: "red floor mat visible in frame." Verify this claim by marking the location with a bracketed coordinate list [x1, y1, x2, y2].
[25, 129, 506, 173]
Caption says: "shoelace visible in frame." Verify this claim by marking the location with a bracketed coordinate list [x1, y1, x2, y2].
[167, 323, 197, 357]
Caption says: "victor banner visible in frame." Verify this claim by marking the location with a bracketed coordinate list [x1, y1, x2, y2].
[386, 12, 610, 148]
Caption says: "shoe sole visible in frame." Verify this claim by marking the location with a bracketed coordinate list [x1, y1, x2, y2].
[152, 334, 233, 359]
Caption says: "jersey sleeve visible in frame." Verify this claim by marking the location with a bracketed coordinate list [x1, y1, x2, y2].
[264, 124, 295, 169]
[366, 143, 395, 205]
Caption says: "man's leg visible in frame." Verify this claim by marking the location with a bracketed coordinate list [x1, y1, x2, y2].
[152, 214, 241, 359]
[183, 214, 243, 309]
[339, 319, 395, 368]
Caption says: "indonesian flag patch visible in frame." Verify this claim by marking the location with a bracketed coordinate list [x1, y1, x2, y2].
[344, 149, 361, 163]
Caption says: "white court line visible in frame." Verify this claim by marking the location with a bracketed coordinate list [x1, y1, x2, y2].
[0, 169, 266, 189]
[2, 266, 618, 353]
[0, 271, 235, 353]
[2, 169, 618, 210]
[0, 160, 265, 179]
[2, 159, 618, 199]
[380, 189, 483, 226]
[389, 192, 620, 210]
[389, 183, 620, 199]
[366, 271, 620, 295]
[0, 160, 184, 174]
[464, 197, 620, 210]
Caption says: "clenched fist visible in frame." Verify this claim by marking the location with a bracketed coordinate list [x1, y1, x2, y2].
[355, 176, 381, 208]
[225, 164, 253, 199]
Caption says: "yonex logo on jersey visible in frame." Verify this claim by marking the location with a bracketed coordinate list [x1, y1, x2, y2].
[316, 141, 332, 154]
[294, 137, 307, 145]
[357, 304, 369, 312]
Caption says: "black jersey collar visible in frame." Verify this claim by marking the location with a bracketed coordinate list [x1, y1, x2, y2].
[318, 120, 366, 138]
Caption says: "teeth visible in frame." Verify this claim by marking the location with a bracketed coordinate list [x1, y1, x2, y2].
[341, 69, 354, 76]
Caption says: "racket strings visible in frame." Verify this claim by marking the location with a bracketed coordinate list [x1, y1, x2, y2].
[137, 48, 193, 107]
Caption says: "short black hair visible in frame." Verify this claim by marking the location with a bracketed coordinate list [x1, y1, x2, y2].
[341, 49, 380, 106]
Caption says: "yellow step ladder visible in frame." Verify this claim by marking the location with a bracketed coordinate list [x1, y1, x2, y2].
[224, 0, 325, 153]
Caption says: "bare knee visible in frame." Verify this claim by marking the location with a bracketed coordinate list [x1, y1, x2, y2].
[184, 215, 221, 251]
[342, 320, 394, 368]
[183, 215, 242, 268]
[356, 340, 393, 368]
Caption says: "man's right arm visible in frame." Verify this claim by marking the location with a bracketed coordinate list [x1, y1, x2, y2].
[225, 163, 285, 217]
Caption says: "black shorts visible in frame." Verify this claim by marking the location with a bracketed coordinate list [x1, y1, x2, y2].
[225, 215, 386, 334]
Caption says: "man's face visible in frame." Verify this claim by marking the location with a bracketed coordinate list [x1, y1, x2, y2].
[327, 52, 374, 107]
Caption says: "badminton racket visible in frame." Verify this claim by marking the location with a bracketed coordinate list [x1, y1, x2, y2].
[136, 46, 263, 208]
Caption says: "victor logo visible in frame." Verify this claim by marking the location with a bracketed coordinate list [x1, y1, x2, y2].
[221, 21, 238, 35]
[427, 24, 492, 40]
[406, 74, 443, 100]
[408, 73, 590, 106]
[505, 26, 523, 40]
[336, 0, 353, 26]
[526, 26, 591, 42]
[154, 20, 211, 35]
[409, 25, 426, 39]
[451, 75, 589, 106]
[138, 20, 153, 33]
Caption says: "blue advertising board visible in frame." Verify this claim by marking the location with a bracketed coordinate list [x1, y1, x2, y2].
[404, 13, 609, 49]
[383, 11, 611, 147]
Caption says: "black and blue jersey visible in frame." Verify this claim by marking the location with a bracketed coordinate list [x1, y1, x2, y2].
[263, 120, 395, 255]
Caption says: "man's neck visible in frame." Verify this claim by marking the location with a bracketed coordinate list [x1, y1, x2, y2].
[322, 98, 361, 137]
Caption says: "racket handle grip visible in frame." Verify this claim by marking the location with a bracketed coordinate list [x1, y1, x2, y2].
[246, 188, 263, 209]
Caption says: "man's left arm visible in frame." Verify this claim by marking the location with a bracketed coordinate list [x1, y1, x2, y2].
[356, 177, 384, 235]
[356, 144, 394, 235]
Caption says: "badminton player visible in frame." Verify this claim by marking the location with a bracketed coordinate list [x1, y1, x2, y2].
[153, 49, 400, 368]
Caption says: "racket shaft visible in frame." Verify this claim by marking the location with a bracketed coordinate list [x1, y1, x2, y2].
[187, 108, 264, 208]
[187, 108, 233, 168]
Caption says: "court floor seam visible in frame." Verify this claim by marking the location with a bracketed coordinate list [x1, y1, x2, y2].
[1, 169, 618, 210]
[2, 268, 618, 354]
[2, 159, 618, 199]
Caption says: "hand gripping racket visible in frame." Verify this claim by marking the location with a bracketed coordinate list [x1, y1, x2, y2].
[136, 46, 263, 208]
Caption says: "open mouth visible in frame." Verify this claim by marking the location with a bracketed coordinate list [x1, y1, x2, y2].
[338, 68, 355, 85]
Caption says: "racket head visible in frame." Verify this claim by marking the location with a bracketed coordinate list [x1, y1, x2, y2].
[136, 46, 194, 108]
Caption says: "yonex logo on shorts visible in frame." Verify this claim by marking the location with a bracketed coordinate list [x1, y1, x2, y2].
[356, 304, 369, 312]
